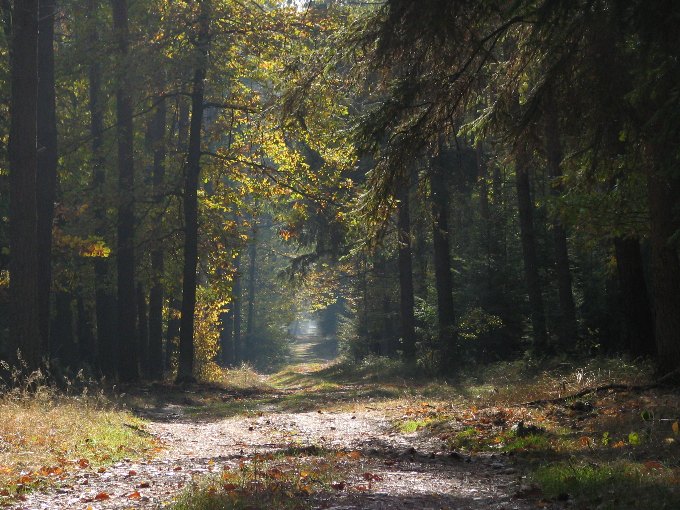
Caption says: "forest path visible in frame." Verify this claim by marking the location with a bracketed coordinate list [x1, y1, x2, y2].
[289, 333, 339, 364]
[18, 366, 552, 510]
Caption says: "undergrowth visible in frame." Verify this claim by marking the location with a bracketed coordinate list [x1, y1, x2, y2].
[0, 367, 156, 501]
[171, 450, 374, 510]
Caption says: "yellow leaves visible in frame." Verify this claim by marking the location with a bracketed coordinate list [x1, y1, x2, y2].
[673, 421, 679, 435]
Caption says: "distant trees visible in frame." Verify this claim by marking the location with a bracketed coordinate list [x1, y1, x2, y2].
[1, 0, 678, 381]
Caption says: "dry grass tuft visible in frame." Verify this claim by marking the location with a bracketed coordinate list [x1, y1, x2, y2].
[0, 367, 156, 498]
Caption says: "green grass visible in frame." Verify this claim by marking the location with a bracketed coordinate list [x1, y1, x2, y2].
[0, 385, 156, 501]
[532, 460, 680, 509]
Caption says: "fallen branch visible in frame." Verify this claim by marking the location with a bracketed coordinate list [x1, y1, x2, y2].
[520, 368, 680, 407]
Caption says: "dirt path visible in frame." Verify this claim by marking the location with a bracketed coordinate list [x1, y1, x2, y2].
[16, 337, 557, 509]
[17, 392, 552, 510]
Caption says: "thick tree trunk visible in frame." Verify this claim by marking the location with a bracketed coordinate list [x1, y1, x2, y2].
[176, 2, 209, 383]
[37, 0, 58, 356]
[430, 156, 457, 371]
[112, 0, 138, 382]
[245, 225, 258, 358]
[645, 151, 680, 375]
[148, 93, 166, 380]
[232, 253, 243, 365]
[9, 0, 41, 371]
[87, 0, 117, 379]
[544, 89, 578, 346]
[515, 142, 548, 350]
[614, 237, 655, 357]
[397, 186, 416, 359]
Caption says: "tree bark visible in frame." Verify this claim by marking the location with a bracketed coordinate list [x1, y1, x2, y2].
[37, 0, 58, 356]
[613, 237, 655, 357]
[544, 89, 578, 346]
[137, 282, 149, 378]
[9, 0, 41, 371]
[176, 1, 209, 383]
[88, 0, 117, 379]
[165, 298, 180, 371]
[148, 93, 166, 380]
[515, 142, 548, 350]
[245, 225, 258, 358]
[51, 291, 75, 367]
[397, 186, 416, 359]
[76, 290, 96, 367]
[430, 155, 457, 372]
[645, 148, 680, 375]
[219, 308, 234, 367]
[232, 252, 243, 365]
[112, 0, 138, 382]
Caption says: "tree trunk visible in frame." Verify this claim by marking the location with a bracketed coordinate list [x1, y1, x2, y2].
[37, 0, 58, 356]
[645, 149, 680, 375]
[165, 299, 180, 371]
[176, 1, 209, 383]
[87, 0, 117, 379]
[614, 237, 655, 357]
[76, 290, 96, 368]
[219, 308, 234, 367]
[112, 0, 138, 382]
[9, 0, 41, 371]
[515, 142, 548, 350]
[477, 143, 494, 288]
[245, 225, 258, 359]
[137, 283, 149, 378]
[148, 93, 166, 380]
[544, 89, 578, 346]
[232, 253, 243, 365]
[430, 156, 457, 372]
[397, 186, 416, 359]
[51, 291, 75, 367]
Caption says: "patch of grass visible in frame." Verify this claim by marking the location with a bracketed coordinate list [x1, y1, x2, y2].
[532, 460, 680, 509]
[171, 451, 371, 510]
[205, 364, 272, 392]
[0, 381, 156, 501]
[398, 419, 433, 434]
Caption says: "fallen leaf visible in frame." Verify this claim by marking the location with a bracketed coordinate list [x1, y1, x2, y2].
[673, 421, 679, 435]
[94, 492, 110, 501]
[331, 481, 345, 490]
[78, 459, 90, 469]
[127, 490, 141, 499]
[644, 460, 664, 470]
[138, 481, 150, 488]
[128, 470, 137, 476]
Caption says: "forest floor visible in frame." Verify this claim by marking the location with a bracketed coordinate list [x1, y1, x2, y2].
[6, 338, 680, 510]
